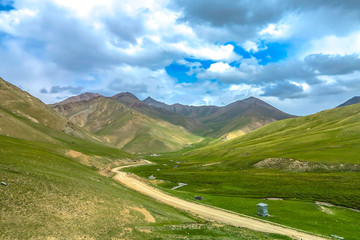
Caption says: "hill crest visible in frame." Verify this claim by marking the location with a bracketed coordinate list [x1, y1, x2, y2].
[56, 92, 102, 105]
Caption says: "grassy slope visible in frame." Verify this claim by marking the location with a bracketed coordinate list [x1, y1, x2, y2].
[53, 97, 203, 153]
[128, 104, 360, 239]
[0, 77, 105, 145]
[201, 98, 295, 138]
[0, 78, 288, 239]
[188, 102, 360, 164]
[0, 135, 289, 240]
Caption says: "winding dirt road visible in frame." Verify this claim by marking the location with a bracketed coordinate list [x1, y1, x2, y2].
[112, 162, 328, 240]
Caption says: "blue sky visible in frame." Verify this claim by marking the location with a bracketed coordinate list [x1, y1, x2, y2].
[1, 0, 360, 115]
[0, 1, 14, 11]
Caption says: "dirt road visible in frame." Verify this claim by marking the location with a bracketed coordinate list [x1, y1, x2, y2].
[112, 163, 328, 240]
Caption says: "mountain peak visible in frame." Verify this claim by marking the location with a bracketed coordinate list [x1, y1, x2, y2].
[112, 92, 138, 98]
[142, 96, 169, 108]
[242, 96, 262, 103]
[56, 92, 102, 105]
[143, 96, 156, 103]
[111, 92, 143, 106]
[228, 96, 270, 108]
[337, 96, 360, 108]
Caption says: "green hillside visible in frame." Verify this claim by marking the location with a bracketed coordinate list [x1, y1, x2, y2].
[0, 135, 289, 240]
[0, 77, 106, 145]
[53, 96, 203, 153]
[128, 104, 360, 239]
[0, 78, 287, 240]
[186, 102, 360, 165]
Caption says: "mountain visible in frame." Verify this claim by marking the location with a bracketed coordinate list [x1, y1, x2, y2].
[55, 92, 102, 105]
[0, 77, 135, 168]
[143, 96, 170, 109]
[53, 91, 294, 151]
[143, 97, 220, 119]
[183, 101, 360, 166]
[138, 101, 360, 219]
[0, 77, 101, 143]
[111, 92, 144, 107]
[143, 96, 295, 139]
[52, 96, 203, 153]
[112, 94, 211, 135]
[337, 96, 360, 108]
[0, 77, 283, 240]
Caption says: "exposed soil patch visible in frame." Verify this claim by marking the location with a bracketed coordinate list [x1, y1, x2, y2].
[202, 162, 221, 167]
[254, 158, 360, 172]
[66, 150, 90, 165]
[319, 206, 334, 215]
[130, 207, 156, 223]
[316, 201, 360, 213]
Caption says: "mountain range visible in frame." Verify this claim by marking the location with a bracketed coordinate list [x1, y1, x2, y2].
[50, 90, 296, 152]
[1, 76, 357, 154]
[143, 96, 296, 139]
[2, 76, 360, 239]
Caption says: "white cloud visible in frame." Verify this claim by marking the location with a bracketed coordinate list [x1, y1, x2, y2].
[51, 0, 113, 17]
[259, 23, 289, 38]
[306, 32, 360, 57]
[169, 43, 238, 61]
[0, 8, 38, 34]
[202, 97, 210, 105]
[1, 0, 360, 115]
[290, 81, 310, 92]
[242, 41, 259, 52]
[229, 84, 240, 91]
[228, 83, 263, 95]
[208, 62, 231, 73]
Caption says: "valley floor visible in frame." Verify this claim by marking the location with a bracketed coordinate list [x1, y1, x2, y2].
[112, 163, 327, 240]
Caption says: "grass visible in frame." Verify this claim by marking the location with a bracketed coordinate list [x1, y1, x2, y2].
[1, 77, 359, 238]
[129, 161, 360, 239]
[159, 190, 359, 239]
[127, 104, 360, 239]
[0, 135, 290, 239]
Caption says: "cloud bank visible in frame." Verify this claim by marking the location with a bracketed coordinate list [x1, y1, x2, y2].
[0, 0, 359, 115]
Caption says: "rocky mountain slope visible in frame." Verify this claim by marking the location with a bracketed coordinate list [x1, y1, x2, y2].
[337, 96, 360, 108]
[55, 92, 101, 105]
[0, 77, 102, 144]
[144, 96, 295, 138]
[52, 95, 202, 153]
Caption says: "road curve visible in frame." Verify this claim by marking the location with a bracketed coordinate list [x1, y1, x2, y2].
[112, 163, 328, 240]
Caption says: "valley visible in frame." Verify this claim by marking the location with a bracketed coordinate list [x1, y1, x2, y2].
[1, 77, 360, 239]
[2, 1, 360, 239]
[127, 102, 360, 239]
[112, 162, 327, 240]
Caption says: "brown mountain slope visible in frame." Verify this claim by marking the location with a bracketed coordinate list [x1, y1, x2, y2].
[143, 96, 296, 138]
[52, 96, 202, 153]
[0, 77, 100, 143]
[337, 96, 360, 108]
[112, 94, 211, 135]
[55, 92, 102, 105]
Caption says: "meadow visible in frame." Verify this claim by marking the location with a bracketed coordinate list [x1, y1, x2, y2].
[128, 104, 360, 240]
[0, 135, 289, 239]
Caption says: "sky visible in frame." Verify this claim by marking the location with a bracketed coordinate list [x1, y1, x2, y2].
[1, 0, 360, 115]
